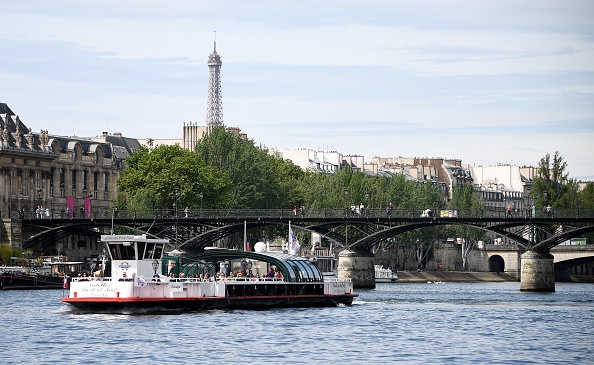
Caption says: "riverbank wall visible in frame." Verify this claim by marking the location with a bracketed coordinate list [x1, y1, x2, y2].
[396, 271, 517, 283]
[395, 271, 594, 283]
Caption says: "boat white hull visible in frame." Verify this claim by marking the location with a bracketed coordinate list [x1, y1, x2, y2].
[62, 278, 357, 312]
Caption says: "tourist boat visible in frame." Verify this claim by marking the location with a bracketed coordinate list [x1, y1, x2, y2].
[375, 265, 398, 283]
[62, 234, 358, 311]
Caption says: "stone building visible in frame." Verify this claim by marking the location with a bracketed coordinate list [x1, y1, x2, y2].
[0, 103, 138, 258]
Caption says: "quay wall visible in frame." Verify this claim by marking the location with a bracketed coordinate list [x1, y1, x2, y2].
[395, 271, 594, 283]
[396, 271, 517, 283]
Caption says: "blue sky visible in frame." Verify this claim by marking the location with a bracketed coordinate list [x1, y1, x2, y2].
[1, 1, 593, 180]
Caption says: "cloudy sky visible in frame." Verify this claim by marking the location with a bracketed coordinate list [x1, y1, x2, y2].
[1, 1, 593, 180]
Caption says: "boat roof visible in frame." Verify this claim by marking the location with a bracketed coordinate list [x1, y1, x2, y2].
[170, 249, 324, 283]
[100, 234, 168, 244]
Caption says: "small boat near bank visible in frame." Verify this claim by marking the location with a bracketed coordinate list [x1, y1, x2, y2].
[62, 235, 357, 312]
[375, 265, 398, 283]
[1, 258, 85, 290]
[1, 271, 64, 290]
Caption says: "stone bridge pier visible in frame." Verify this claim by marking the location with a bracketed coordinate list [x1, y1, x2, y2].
[337, 249, 375, 289]
[520, 250, 555, 292]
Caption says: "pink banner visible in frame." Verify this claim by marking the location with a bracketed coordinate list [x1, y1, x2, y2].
[85, 196, 91, 219]
[67, 196, 74, 218]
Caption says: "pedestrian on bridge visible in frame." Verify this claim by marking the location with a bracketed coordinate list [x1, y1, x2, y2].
[507, 203, 512, 217]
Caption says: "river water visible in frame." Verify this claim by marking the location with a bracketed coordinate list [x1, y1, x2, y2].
[1, 282, 593, 364]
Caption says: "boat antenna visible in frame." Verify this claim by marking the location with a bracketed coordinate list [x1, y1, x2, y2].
[144, 217, 157, 236]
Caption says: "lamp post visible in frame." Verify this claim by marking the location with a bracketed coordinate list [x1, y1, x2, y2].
[365, 191, 370, 217]
[18, 192, 23, 219]
[344, 188, 349, 248]
[88, 192, 93, 219]
[173, 189, 179, 247]
[344, 188, 349, 217]
[200, 192, 204, 215]
[173, 189, 179, 218]
[152, 259, 159, 275]
[49, 193, 53, 219]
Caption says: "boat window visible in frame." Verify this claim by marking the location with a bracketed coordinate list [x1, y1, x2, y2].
[143, 242, 155, 260]
[153, 244, 164, 259]
[290, 262, 302, 281]
[289, 260, 322, 281]
[295, 260, 315, 281]
[137, 242, 146, 260]
[108, 243, 135, 260]
[282, 262, 296, 280]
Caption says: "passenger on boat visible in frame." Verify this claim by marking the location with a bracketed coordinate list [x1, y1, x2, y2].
[265, 267, 275, 280]
[202, 273, 210, 281]
[274, 267, 283, 280]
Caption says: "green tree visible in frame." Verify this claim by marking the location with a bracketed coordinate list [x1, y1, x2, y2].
[196, 127, 295, 208]
[579, 183, 594, 209]
[449, 184, 485, 270]
[0, 244, 12, 265]
[119, 144, 232, 210]
[577, 182, 594, 245]
[531, 151, 578, 209]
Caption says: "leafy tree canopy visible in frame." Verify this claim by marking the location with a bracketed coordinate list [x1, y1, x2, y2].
[531, 151, 579, 209]
[118, 143, 232, 210]
[194, 126, 305, 208]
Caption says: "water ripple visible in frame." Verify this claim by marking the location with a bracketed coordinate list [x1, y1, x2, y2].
[1, 283, 593, 364]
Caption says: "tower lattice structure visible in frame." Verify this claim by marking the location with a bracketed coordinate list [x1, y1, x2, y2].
[206, 39, 223, 131]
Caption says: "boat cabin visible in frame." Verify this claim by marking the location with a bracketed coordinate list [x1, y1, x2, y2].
[165, 250, 325, 282]
[50, 261, 85, 276]
[102, 234, 168, 279]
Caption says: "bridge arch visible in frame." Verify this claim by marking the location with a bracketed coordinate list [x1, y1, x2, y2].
[488, 255, 505, 273]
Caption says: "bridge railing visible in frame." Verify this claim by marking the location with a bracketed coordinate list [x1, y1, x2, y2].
[7, 207, 594, 220]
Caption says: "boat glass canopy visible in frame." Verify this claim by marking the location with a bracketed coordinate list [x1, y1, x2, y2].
[167, 250, 324, 282]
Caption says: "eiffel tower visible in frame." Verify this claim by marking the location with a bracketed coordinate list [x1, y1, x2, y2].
[206, 33, 223, 131]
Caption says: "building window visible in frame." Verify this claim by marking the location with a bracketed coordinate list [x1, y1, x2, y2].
[9, 171, 14, 194]
[21, 173, 27, 195]
[94, 171, 99, 192]
[82, 170, 88, 191]
[71, 169, 77, 197]
[59, 168, 65, 197]
[103, 173, 109, 192]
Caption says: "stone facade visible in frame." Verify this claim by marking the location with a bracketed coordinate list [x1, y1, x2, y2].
[0, 103, 138, 256]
